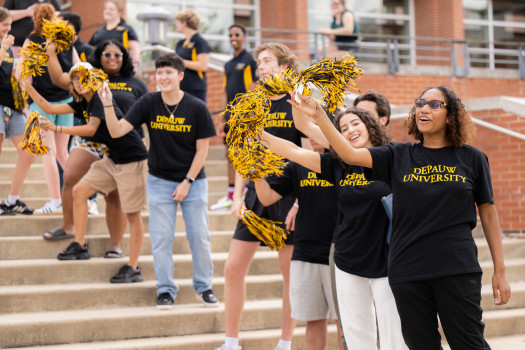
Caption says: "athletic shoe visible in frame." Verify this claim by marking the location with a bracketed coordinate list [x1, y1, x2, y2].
[34, 201, 62, 215]
[156, 292, 174, 310]
[57, 242, 91, 260]
[215, 345, 242, 350]
[0, 203, 15, 216]
[196, 289, 219, 308]
[4, 200, 33, 215]
[110, 265, 144, 283]
[210, 196, 233, 211]
[87, 199, 99, 215]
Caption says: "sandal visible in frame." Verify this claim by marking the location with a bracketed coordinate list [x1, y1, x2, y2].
[104, 247, 125, 258]
[43, 227, 75, 241]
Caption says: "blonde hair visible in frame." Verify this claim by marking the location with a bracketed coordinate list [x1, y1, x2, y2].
[175, 9, 200, 30]
[31, 4, 55, 35]
[254, 43, 299, 72]
[0, 7, 11, 23]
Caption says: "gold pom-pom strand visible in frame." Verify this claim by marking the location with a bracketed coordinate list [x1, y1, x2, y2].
[241, 209, 288, 251]
[18, 41, 49, 79]
[228, 139, 287, 180]
[257, 68, 298, 98]
[11, 75, 28, 111]
[18, 111, 48, 156]
[42, 19, 75, 53]
[296, 54, 363, 113]
[70, 63, 108, 92]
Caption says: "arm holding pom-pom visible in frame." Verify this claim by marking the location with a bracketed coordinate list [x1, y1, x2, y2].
[46, 42, 70, 90]
[22, 77, 74, 115]
[254, 177, 283, 207]
[98, 84, 134, 138]
[289, 90, 372, 168]
[292, 107, 329, 149]
[231, 172, 248, 220]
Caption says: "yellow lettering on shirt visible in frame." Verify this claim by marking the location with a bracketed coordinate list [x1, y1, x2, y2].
[404, 165, 466, 183]
[107, 82, 133, 92]
[300, 172, 333, 187]
[339, 173, 373, 187]
[150, 115, 191, 133]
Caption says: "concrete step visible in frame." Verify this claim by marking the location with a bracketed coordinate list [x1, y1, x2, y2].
[0, 176, 229, 198]
[444, 334, 525, 350]
[3, 325, 341, 350]
[0, 299, 289, 348]
[0, 231, 236, 260]
[0, 274, 284, 314]
[0, 251, 280, 286]
[0, 211, 238, 236]
[480, 258, 525, 284]
[482, 281, 525, 311]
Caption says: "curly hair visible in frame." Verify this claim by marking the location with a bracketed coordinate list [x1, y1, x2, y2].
[254, 43, 299, 73]
[406, 86, 476, 147]
[91, 39, 134, 77]
[31, 4, 56, 36]
[330, 107, 392, 169]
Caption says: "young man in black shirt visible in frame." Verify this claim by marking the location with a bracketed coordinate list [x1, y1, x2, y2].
[100, 53, 218, 309]
[211, 24, 258, 211]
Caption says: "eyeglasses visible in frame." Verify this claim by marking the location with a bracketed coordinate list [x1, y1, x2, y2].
[414, 98, 447, 110]
[71, 77, 81, 83]
[102, 52, 122, 59]
[229, 33, 242, 37]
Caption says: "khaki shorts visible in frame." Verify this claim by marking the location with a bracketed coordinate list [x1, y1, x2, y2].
[80, 156, 147, 213]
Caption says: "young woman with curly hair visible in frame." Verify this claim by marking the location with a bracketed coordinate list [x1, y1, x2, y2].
[255, 107, 407, 350]
[290, 86, 511, 350]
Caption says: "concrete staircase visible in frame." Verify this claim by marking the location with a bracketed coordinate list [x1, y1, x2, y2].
[1, 145, 525, 349]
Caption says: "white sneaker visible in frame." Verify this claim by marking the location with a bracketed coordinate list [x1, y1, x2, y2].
[215, 345, 242, 350]
[210, 196, 233, 211]
[34, 201, 62, 215]
[87, 199, 99, 215]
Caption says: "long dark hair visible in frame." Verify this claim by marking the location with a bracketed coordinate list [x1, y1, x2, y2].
[406, 86, 476, 147]
[91, 39, 134, 77]
[330, 107, 391, 169]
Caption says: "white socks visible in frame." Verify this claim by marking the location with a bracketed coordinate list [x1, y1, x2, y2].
[225, 337, 239, 349]
[277, 339, 291, 350]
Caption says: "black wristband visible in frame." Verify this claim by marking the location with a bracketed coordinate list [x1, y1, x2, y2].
[184, 177, 195, 184]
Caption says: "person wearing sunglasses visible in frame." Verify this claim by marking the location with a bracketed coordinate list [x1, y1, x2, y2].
[210, 24, 258, 212]
[175, 9, 210, 102]
[290, 86, 511, 350]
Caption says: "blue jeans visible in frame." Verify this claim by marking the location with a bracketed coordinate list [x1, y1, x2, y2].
[147, 174, 214, 298]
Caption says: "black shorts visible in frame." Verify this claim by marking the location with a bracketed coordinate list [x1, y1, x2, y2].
[233, 186, 295, 245]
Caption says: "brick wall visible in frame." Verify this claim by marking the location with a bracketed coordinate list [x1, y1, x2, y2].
[70, 0, 108, 43]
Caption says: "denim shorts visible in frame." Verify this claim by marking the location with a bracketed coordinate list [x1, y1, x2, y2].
[0, 106, 26, 138]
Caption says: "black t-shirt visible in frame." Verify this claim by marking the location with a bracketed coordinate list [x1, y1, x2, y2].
[367, 142, 493, 284]
[74, 38, 94, 63]
[264, 95, 304, 147]
[108, 75, 148, 138]
[320, 153, 390, 278]
[68, 94, 147, 164]
[224, 49, 258, 104]
[125, 92, 217, 182]
[88, 21, 138, 51]
[3, 0, 60, 47]
[267, 161, 337, 265]
[0, 47, 17, 110]
[175, 33, 210, 93]
[28, 34, 72, 102]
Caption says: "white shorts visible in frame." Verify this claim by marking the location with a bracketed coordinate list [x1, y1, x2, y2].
[289, 260, 337, 321]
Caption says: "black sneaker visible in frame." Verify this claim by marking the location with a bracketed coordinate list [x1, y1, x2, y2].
[0, 203, 15, 216]
[5, 200, 33, 215]
[156, 292, 174, 310]
[110, 265, 144, 283]
[57, 242, 91, 260]
[196, 289, 219, 308]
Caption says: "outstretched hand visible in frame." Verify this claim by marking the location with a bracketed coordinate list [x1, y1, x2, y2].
[288, 90, 324, 120]
[97, 82, 113, 106]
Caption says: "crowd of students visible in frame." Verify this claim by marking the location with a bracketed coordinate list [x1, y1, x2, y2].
[0, 2, 512, 350]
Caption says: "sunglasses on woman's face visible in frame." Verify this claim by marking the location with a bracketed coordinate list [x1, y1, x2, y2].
[102, 52, 122, 59]
[414, 98, 447, 110]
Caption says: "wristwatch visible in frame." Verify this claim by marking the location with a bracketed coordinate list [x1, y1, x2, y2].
[184, 177, 195, 184]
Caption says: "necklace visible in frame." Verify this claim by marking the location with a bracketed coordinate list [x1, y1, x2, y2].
[163, 100, 180, 119]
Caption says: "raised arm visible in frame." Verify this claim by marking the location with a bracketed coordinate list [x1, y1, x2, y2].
[98, 84, 134, 138]
[259, 130, 321, 173]
[478, 203, 511, 305]
[7, 4, 36, 22]
[292, 107, 329, 149]
[22, 78, 75, 115]
[254, 178, 283, 207]
[46, 42, 70, 90]
[289, 91, 373, 168]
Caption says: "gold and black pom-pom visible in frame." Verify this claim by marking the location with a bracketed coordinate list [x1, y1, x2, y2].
[11, 75, 27, 111]
[71, 64, 108, 92]
[18, 41, 49, 79]
[241, 209, 288, 251]
[42, 19, 75, 53]
[18, 111, 48, 156]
